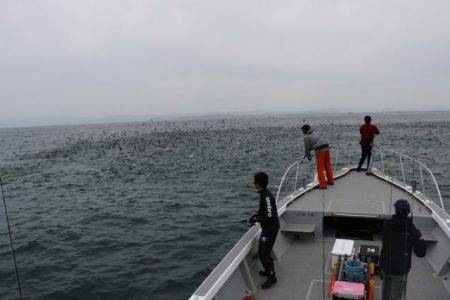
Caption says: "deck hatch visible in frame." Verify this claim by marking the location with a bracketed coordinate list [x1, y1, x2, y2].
[323, 216, 384, 241]
[327, 199, 385, 215]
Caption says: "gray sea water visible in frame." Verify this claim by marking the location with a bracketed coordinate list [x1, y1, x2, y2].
[0, 111, 449, 300]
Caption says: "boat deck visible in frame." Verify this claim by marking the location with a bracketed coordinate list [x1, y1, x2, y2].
[254, 170, 447, 299]
[286, 171, 431, 217]
[254, 238, 448, 300]
[190, 168, 450, 300]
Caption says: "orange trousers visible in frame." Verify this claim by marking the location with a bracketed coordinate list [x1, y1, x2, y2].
[316, 150, 334, 189]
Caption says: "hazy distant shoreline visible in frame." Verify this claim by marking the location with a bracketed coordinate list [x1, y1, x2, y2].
[1, 110, 450, 129]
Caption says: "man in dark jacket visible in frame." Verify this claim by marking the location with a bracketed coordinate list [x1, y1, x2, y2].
[357, 115, 380, 174]
[380, 199, 426, 300]
[249, 172, 280, 289]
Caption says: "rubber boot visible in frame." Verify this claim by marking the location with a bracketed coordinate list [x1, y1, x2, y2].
[261, 271, 277, 289]
[357, 159, 364, 172]
[259, 270, 269, 277]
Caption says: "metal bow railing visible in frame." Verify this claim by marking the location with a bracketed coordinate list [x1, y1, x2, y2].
[276, 142, 448, 218]
[371, 144, 447, 216]
[276, 142, 357, 201]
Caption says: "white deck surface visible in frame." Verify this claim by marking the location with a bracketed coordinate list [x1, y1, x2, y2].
[255, 171, 446, 299]
[255, 239, 448, 300]
[286, 171, 431, 217]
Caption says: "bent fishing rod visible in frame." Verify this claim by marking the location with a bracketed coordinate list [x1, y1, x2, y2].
[219, 219, 252, 226]
[0, 177, 23, 300]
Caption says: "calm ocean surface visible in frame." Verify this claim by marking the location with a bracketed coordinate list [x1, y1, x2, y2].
[0, 112, 449, 299]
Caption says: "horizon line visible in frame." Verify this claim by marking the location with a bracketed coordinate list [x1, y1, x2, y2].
[1, 109, 449, 129]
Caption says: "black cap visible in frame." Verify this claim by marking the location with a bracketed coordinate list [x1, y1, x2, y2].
[301, 124, 311, 132]
[254, 172, 269, 188]
[394, 199, 411, 217]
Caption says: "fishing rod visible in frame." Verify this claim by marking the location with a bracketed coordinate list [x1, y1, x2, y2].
[0, 177, 23, 300]
[217, 219, 251, 226]
[411, 130, 416, 223]
[321, 188, 325, 300]
[403, 130, 418, 299]
[234, 219, 251, 225]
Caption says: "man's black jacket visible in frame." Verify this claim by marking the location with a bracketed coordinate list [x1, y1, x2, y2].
[380, 215, 426, 275]
[257, 188, 280, 233]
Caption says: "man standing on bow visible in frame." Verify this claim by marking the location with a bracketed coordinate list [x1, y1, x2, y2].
[301, 124, 334, 189]
[357, 115, 380, 174]
[380, 199, 426, 300]
[249, 172, 280, 289]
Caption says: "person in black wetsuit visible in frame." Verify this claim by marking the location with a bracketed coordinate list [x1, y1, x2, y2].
[380, 199, 426, 300]
[249, 172, 280, 289]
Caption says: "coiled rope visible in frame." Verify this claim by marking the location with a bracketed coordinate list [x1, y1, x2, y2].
[344, 260, 365, 283]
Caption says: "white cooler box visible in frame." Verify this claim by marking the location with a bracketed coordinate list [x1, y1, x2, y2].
[331, 239, 354, 268]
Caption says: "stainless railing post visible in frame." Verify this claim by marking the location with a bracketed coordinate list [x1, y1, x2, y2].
[335, 149, 339, 170]
[412, 179, 417, 193]
[400, 156, 406, 185]
[347, 144, 351, 167]
[294, 163, 299, 191]
[276, 159, 306, 201]
[419, 165, 426, 195]
[425, 168, 445, 210]
[380, 149, 385, 174]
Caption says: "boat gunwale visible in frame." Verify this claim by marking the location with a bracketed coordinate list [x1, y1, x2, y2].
[189, 168, 353, 300]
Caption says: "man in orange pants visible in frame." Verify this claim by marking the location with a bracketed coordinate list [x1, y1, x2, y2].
[301, 124, 334, 189]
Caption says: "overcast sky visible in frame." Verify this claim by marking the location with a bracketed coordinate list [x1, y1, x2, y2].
[1, 1, 449, 125]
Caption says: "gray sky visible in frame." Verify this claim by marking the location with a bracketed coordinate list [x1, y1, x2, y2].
[1, 0, 450, 126]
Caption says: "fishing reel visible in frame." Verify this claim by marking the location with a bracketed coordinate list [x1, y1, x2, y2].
[248, 214, 259, 226]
